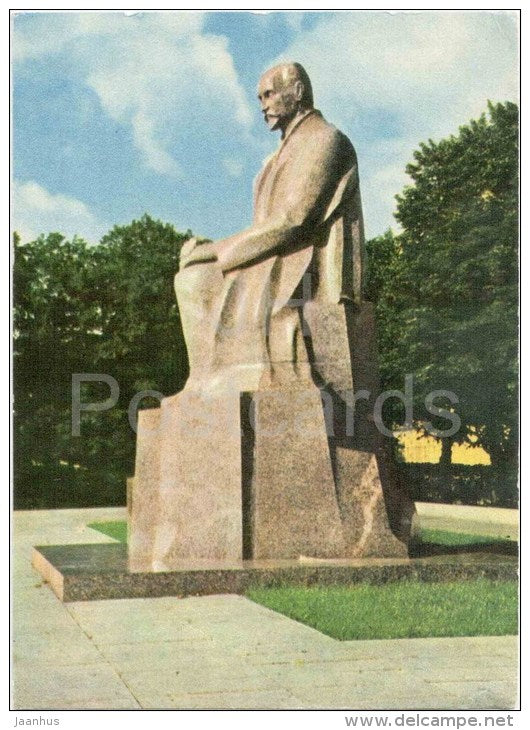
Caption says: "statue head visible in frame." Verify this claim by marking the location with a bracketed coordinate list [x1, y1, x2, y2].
[257, 62, 314, 136]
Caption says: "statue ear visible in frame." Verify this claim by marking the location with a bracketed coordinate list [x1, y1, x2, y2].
[293, 80, 304, 102]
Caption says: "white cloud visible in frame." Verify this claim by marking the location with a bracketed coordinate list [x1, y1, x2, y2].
[13, 12, 253, 177]
[12, 11, 519, 238]
[222, 157, 244, 177]
[12, 180, 107, 244]
[273, 10, 519, 236]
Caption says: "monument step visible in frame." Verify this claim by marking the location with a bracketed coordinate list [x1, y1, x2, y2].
[32, 542, 517, 603]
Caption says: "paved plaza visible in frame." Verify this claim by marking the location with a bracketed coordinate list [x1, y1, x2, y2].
[12, 505, 518, 710]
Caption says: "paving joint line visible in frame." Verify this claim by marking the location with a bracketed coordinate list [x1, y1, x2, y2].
[64, 604, 143, 708]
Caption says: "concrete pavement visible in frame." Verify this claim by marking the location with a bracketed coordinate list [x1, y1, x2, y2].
[12, 505, 519, 710]
[415, 502, 518, 541]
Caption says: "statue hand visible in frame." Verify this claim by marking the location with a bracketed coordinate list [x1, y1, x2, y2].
[180, 237, 199, 262]
[182, 241, 218, 268]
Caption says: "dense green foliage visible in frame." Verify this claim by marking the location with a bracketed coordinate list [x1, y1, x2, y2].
[246, 580, 518, 640]
[13, 215, 190, 508]
[397, 463, 518, 508]
[366, 101, 518, 471]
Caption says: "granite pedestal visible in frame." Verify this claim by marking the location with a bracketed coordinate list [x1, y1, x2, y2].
[32, 542, 517, 603]
[128, 301, 415, 573]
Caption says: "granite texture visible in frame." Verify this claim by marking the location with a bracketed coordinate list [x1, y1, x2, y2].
[176, 66, 365, 393]
[33, 543, 517, 603]
[334, 449, 409, 558]
[128, 408, 160, 572]
[127, 63, 415, 571]
[128, 306, 415, 570]
[246, 387, 346, 559]
[129, 390, 244, 572]
[302, 300, 356, 392]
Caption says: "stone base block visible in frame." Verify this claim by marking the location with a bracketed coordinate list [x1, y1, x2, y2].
[32, 543, 517, 603]
[130, 390, 244, 572]
[128, 381, 415, 573]
[334, 448, 409, 558]
[243, 388, 346, 560]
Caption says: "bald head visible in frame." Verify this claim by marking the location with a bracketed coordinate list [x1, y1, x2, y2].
[257, 62, 314, 136]
[268, 63, 314, 108]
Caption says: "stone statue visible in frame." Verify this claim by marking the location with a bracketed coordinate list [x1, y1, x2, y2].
[173, 62, 365, 393]
[128, 63, 415, 572]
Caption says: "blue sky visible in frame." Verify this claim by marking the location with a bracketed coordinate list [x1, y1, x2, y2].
[12, 10, 519, 244]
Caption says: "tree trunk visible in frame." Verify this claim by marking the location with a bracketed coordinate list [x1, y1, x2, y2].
[439, 437, 452, 467]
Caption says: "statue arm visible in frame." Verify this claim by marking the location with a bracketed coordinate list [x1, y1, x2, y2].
[214, 217, 307, 272]
[180, 219, 299, 271]
[214, 133, 352, 273]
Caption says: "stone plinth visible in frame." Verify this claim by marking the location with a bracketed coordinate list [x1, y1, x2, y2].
[130, 385, 354, 571]
[32, 542, 517, 603]
[129, 391, 413, 572]
[128, 301, 417, 571]
[128, 408, 160, 571]
[128, 301, 415, 572]
[130, 390, 244, 572]
[243, 388, 346, 560]
[334, 449, 408, 557]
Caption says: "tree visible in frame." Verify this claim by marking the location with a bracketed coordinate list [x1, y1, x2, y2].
[366, 101, 518, 469]
[91, 214, 191, 483]
[13, 231, 107, 505]
[95, 214, 190, 399]
[13, 215, 192, 507]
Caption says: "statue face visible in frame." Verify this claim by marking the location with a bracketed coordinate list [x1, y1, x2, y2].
[257, 69, 301, 134]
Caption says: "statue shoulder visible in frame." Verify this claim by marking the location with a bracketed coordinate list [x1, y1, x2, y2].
[302, 113, 356, 161]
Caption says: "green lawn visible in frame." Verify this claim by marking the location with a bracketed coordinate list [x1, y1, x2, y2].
[87, 519, 517, 640]
[419, 528, 513, 546]
[87, 520, 127, 543]
[246, 580, 518, 640]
